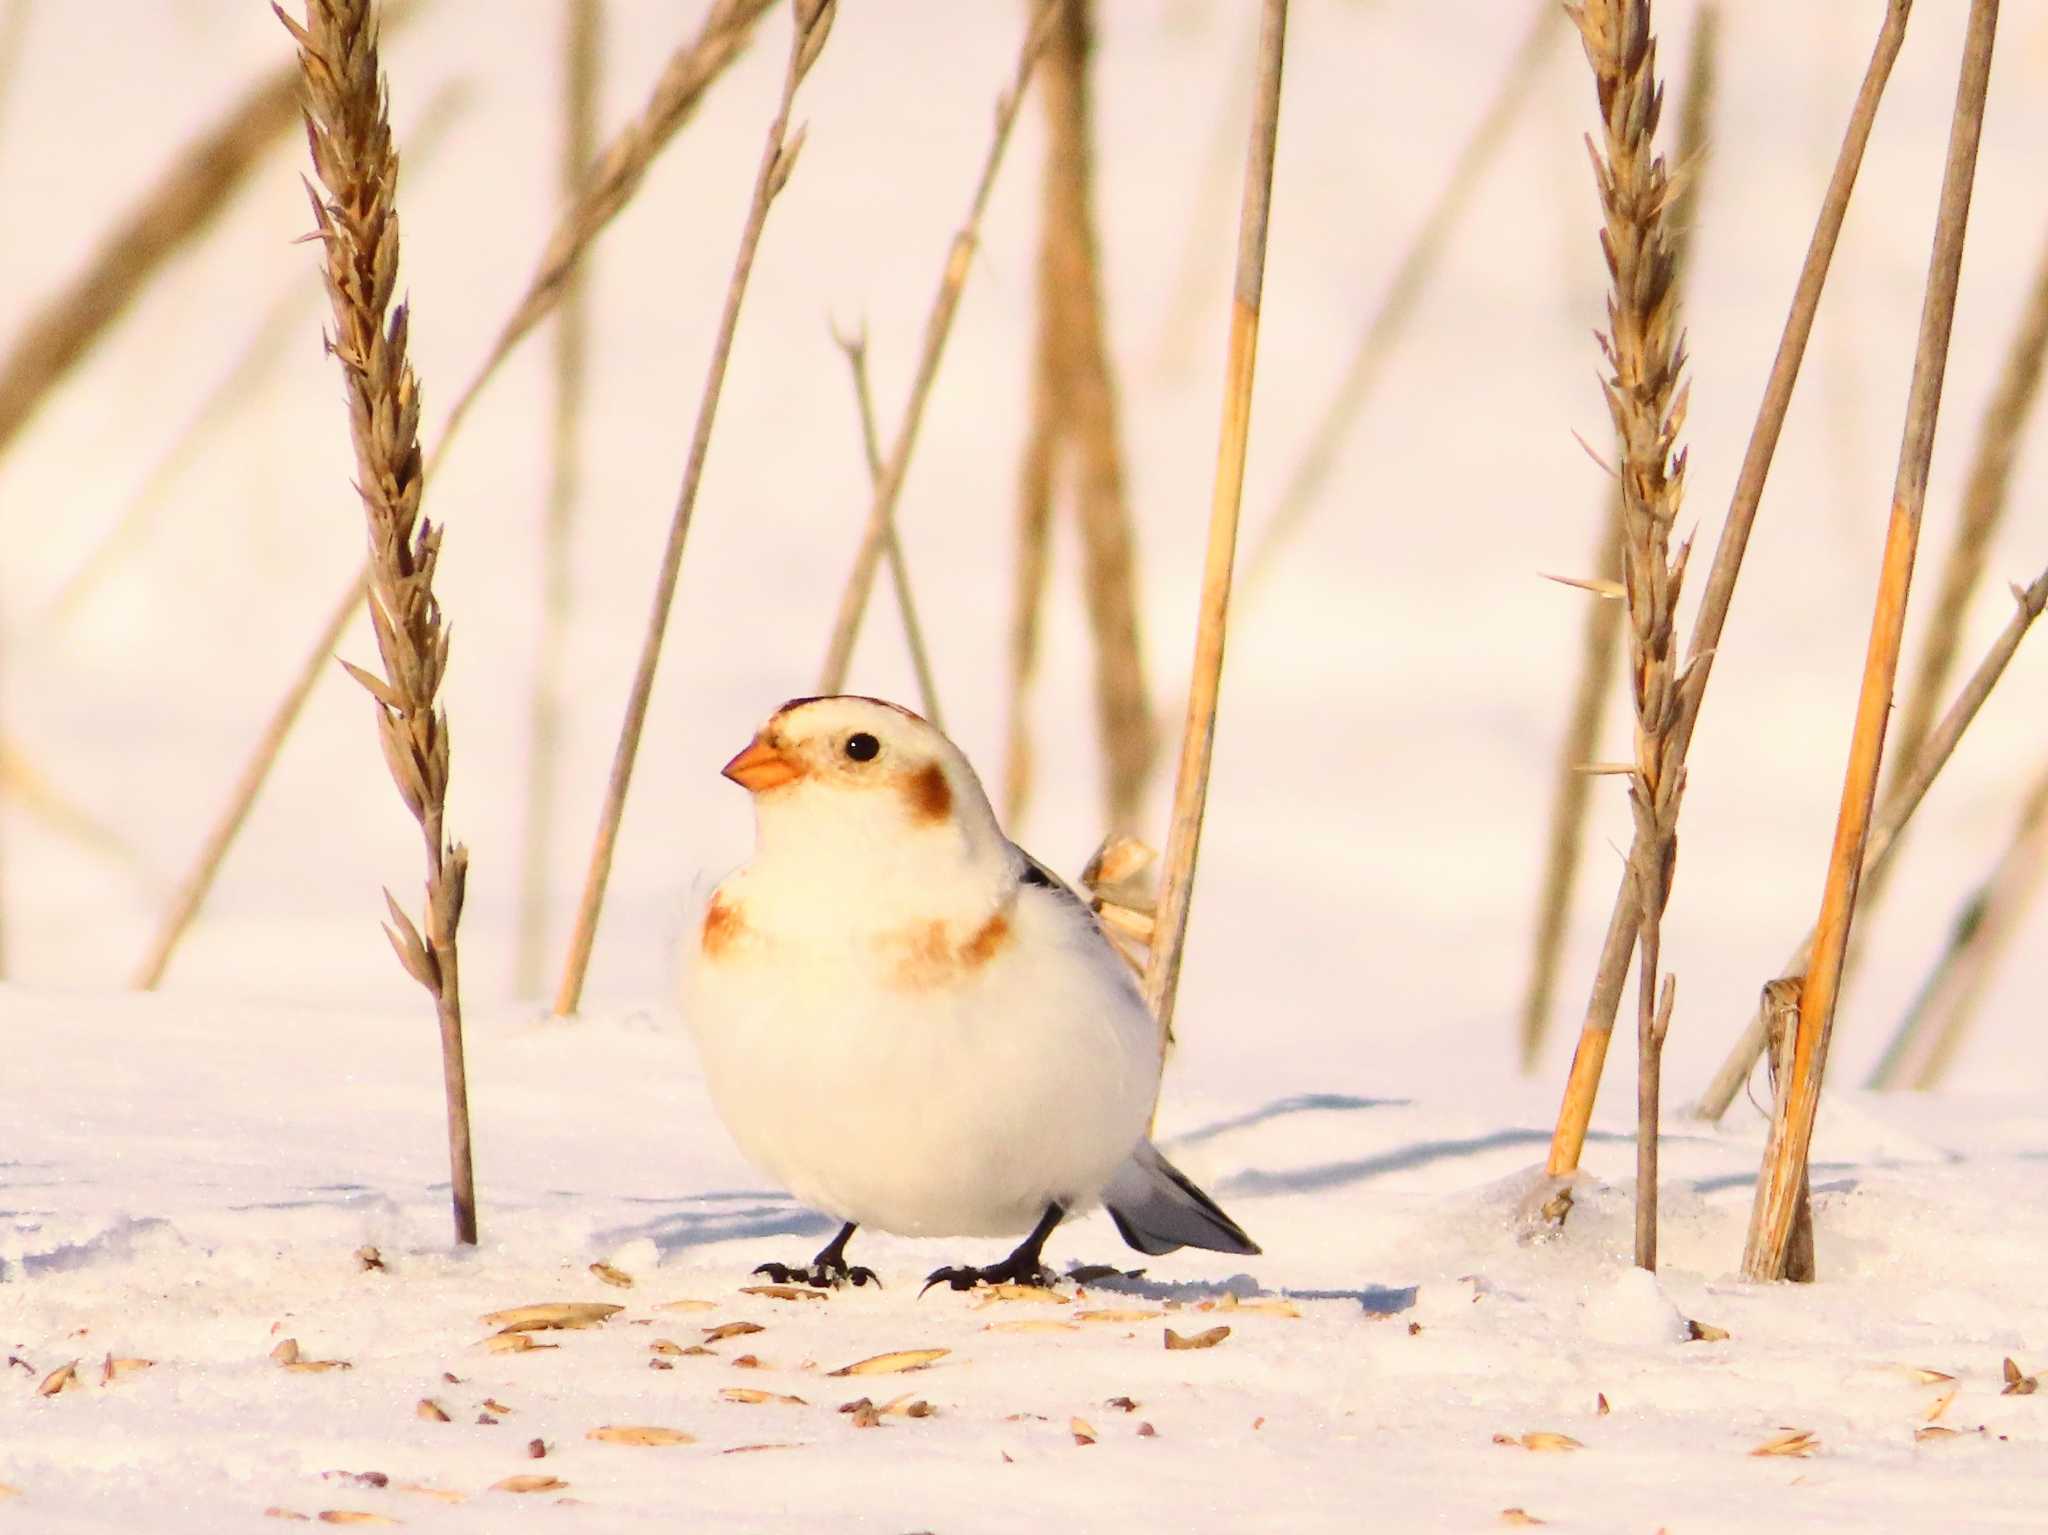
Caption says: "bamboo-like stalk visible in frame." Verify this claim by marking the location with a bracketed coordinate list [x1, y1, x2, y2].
[1241, 1, 1557, 594]
[1519, 2, 1716, 1075]
[0, 60, 300, 459]
[1694, 561, 2048, 1119]
[1566, 0, 1695, 1273]
[1873, 224, 2048, 853]
[435, 0, 779, 461]
[1742, 0, 1999, 1284]
[517, 0, 602, 1000]
[46, 80, 472, 634]
[1870, 758, 2048, 1091]
[1142, 0, 1288, 1054]
[1004, 0, 1152, 831]
[282, 0, 477, 1245]
[553, 0, 836, 1018]
[1545, 0, 1913, 1178]
[815, 1, 1061, 695]
[832, 326, 944, 728]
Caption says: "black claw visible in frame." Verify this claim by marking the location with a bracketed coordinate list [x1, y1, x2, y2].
[751, 1258, 880, 1291]
[919, 1258, 1056, 1296]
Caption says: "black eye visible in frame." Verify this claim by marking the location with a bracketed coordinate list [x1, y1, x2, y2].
[844, 732, 880, 762]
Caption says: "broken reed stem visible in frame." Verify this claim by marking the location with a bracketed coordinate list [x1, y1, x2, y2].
[1563, 0, 1694, 1274]
[1695, 561, 2048, 1119]
[516, 0, 602, 1000]
[1004, 0, 1153, 831]
[1742, 0, 1999, 1284]
[283, 0, 476, 1245]
[434, 0, 778, 465]
[816, 1, 1061, 694]
[1242, 0, 1556, 593]
[0, 54, 300, 459]
[47, 81, 472, 634]
[1869, 222, 2048, 868]
[1142, 0, 1287, 1053]
[1520, 2, 1716, 1074]
[1546, 0, 1912, 1177]
[553, 0, 835, 1018]
[1758, 980, 1815, 1280]
[833, 326, 945, 729]
[1871, 758, 2048, 1091]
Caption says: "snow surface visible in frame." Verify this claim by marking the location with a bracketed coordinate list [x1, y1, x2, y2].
[6, 0, 2048, 1530]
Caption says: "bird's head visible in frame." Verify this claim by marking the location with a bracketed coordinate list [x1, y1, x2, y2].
[720, 695, 1004, 870]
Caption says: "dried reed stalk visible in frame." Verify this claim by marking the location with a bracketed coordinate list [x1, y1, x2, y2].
[47, 80, 472, 633]
[435, 0, 777, 463]
[1004, 0, 1153, 831]
[1545, 0, 1913, 1177]
[1519, 2, 1716, 1074]
[1695, 561, 2048, 1119]
[283, 0, 478, 1244]
[553, 0, 836, 1017]
[0, 66, 298, 458]
[1870, 758, 2048, 1091]
[0, 735, 149, 878]
[1241, 1, 1557, 593]
[1742, 0, 1999, 1284]
[1758, 979, 1815, 1280]
[816, 1, 1061, 694]
[1873, 224, 2048, 858]
[1142, 0, 1288, 1053]
[833, 326, 944, 727]
[1006, 316, 1057, 819]
[1564, 0, 1695, 1272]
[517, 0, 602, 999]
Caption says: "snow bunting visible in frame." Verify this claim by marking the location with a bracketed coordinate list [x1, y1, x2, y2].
[685, 694, 1259, 1290]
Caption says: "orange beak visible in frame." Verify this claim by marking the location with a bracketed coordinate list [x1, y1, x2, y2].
[722, 735, 802, 792]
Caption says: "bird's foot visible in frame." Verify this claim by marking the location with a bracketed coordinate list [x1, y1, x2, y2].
[919, 1255, 1057, 1295]
[752, 1258, 878, 1290]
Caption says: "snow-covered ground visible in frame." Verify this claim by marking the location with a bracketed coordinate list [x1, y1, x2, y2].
[6, 1, 2048, 1529]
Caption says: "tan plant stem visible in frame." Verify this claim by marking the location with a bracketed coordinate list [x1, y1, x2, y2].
[1564, 0, 1695, 1273]
[1742, 0, 1999, 1284]
[1869, 223, 2048, 870]
[1241, 0, 1557, 593]
[832, 326, 944, 729]
[1519, 2, 1716, 1074]
[1870, 758, 2048, 1091]
[517, 0, 602, 999]
[1759, 979, 1815, 1280]
[282, 0, 476, 1244]
[553, 0, 835, 1018]
[1546, 0, 1913, 1178]
[1142, 0, 1288, 1057]
[434, 0, 779, 463]
[1694, 561, 2048, 1120]
[815, 2, 1060, 694]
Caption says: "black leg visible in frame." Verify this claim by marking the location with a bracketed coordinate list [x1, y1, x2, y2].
[753, 1221, 879, 1289]
[923, 1203, 1066, 1294]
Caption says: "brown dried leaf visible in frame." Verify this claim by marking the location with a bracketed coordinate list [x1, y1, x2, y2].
[489, 1475, 566, 1494]
[481, 1302, 622, 1331]
[589, 1262, 634, 1289]
[828, 1348, 949, 1377]
[721, 1387, 807, 1406]
[1163, 1326, 1230, 1351]
[588, 1425, 695, 1447]
[703, 1321, 765, 1342]
[1749, 1429, 1818, 1458]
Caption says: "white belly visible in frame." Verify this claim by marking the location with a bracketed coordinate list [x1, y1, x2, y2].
[684, 899, 1157, 1239]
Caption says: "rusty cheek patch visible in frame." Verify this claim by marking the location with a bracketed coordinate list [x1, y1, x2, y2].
[701, 897, 745, 958]
[882, 910, 1010, 988]
[903, 762, 952, 823]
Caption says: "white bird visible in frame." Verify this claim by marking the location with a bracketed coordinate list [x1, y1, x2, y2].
[684, 694, 1259, 1290]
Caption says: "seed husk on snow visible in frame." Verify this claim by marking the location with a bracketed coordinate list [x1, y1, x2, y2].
[1163, 1326, 1229, 1351]
[35, 1361, 79, 1396]
[481, 1302, 623, 1332]
[588, 1425, 695, 1446]
[655, 1298, 720, 1313]
[740, 1285, 828, 1302]
[483, 1333, 555, 1355]
[589, 1262, 634, 1288]
[1686, 1319, 1731, 1342]
[1076, 1308, 1163, 1324]
[101, 1355, 154, 1384]
[272, 1339, 350, 1373]
[1749, 1429, 1819, 1458]
[526, 1438, 547, 1459]
[1070, 1417, 1097, 1445]
[703, 1321, 765, 1342]
[985, 1319, 1079, 1334]
[975, 1284, 1069, 1306]
[1495, 1432, 1583, 1452]
[416, 1398, 450, 1423]
[1500, 1510, 1547, 1527]
[722, 1387, 807, 1406]
[828, 1348, 948, 1377]
[490, 1475, 567, 1494]
[354, 1246, 385, 1272]
[394, 1484, 463, 1503]
[315, 1513, 397, 1527]
[2001, 1357, 2038, 1395]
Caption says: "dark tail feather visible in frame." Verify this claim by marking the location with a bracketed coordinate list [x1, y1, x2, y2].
[1102, 1141, 1260, 1257]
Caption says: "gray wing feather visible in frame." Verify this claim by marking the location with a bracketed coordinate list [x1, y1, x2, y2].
[1102, 1141, 1260, 1257]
